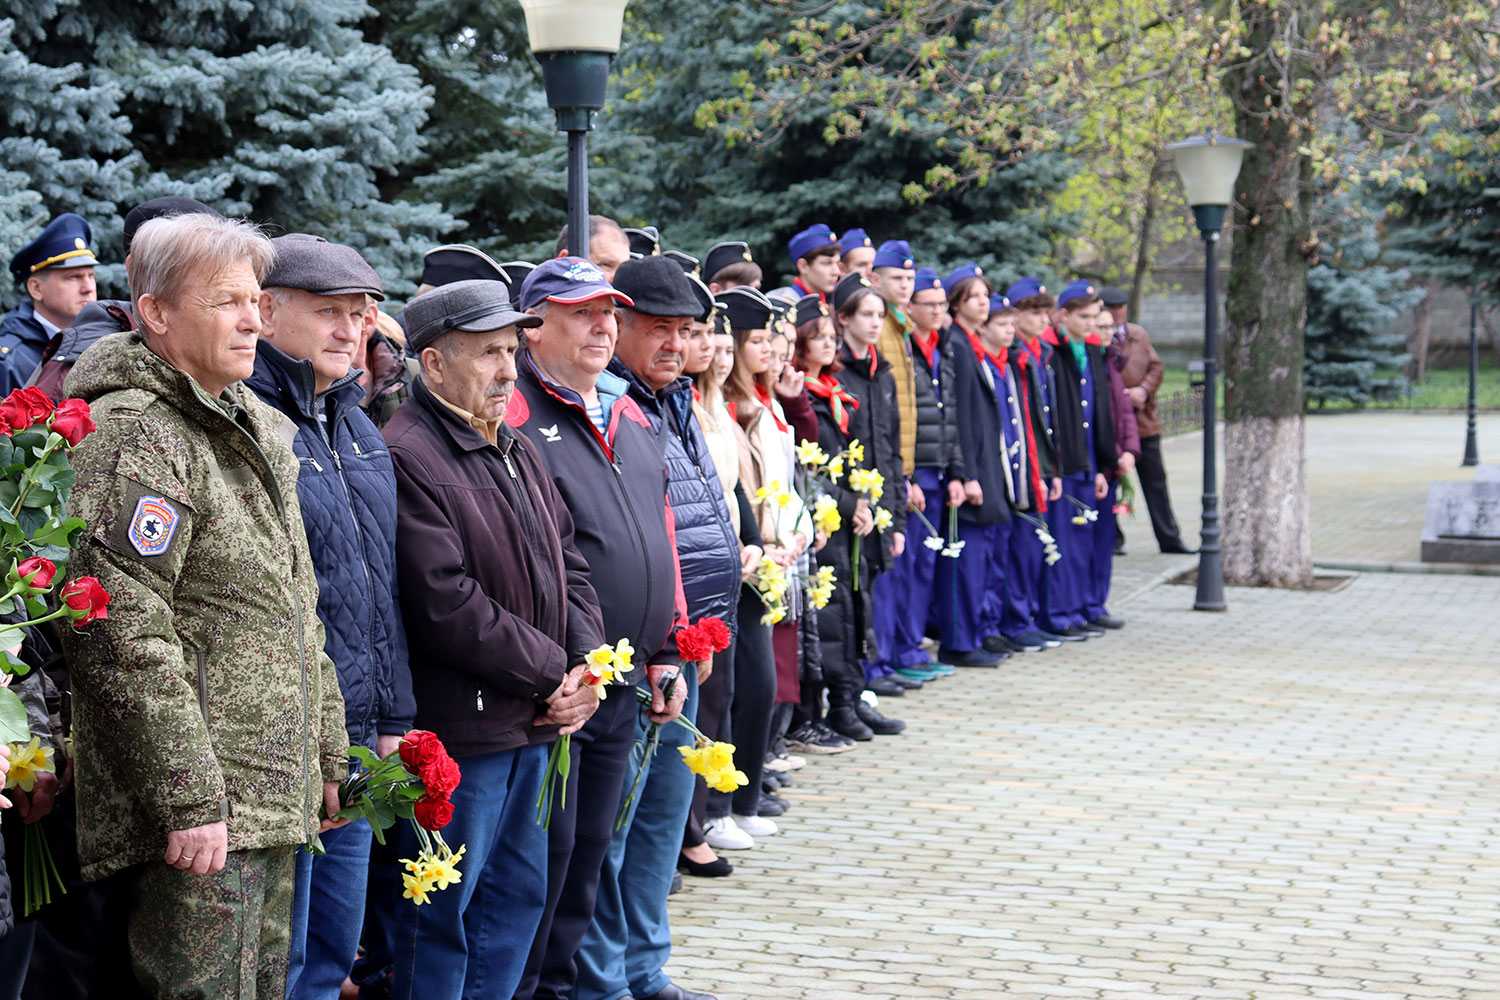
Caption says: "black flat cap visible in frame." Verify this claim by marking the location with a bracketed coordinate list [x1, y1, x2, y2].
[401, 278, 541, 354]
[612, 255, 704, 318]
[421, 244, 508, 288]
[1098, 286, 1129, 307]
[265, 234, 384, 301]
[123, 197, 221, 254]
[715, 286, 776, 330]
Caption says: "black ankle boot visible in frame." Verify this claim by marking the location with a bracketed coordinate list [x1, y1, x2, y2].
[826, 704, 874, 741]
[855, 701, 906, 735]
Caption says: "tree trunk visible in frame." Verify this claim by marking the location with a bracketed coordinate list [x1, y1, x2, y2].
[1408, 288, 1431, 383]
[1127, 159, 1165, 323]
[1220, 12, 1315, 589]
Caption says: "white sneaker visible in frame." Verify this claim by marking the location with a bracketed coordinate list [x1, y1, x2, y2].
[733, 813, 779, 838]
[782, 753, 807, 771]
[704, 816, 755, 851]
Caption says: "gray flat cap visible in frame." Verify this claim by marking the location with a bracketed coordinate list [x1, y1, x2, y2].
[401, 278, 542, 354]
[265, 233, 385, 301]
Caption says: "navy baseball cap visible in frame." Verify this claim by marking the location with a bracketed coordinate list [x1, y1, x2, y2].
[839, 228, 873, 256]
[787, 223, 838, 265]
[519, 256, 635, 312]
[872, 240, 914, 271]
[10, 213, 99, 283]
[1057, 279, 1098, 308]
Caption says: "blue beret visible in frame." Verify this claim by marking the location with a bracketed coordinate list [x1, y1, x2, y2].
[1056, 279, 1098, 308]
[838, 227, 873, 255]
[788, 224, 839, 265]
[912, 267, 944, 293]
[873, 240, 915, 271]
[1005, 277, 1048, 303]
[10, 213, 99, 283]
[989, 292, 1013, 313]
[943, 262, 985, 294]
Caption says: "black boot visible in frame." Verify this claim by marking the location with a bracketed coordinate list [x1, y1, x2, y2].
[856, 701, 906, 735]
[826, 704, 874, 741]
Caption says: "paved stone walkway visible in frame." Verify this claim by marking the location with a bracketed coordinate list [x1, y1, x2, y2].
[665, 570, 1500, 999]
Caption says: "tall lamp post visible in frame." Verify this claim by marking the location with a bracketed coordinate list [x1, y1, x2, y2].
[1463, 289, 1480, 466]
[1167, 134, 1252, 612]
[518, 0, 631, 261]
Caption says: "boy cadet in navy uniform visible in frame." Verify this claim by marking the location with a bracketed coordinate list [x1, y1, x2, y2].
[837, 228, 875, 280]
[1, 213, 100, 392]
[1039, 280, 1118, 640]
[784, 224, 841, 302]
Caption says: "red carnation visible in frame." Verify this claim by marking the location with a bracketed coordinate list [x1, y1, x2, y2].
[49, 398, 96, 447]
[13, 556, 56, 594]
[676, 623, 713, 663]
[397, 730, 443, 772]
[420, 755, 462, 800]
[61, 576, 110, 626]
[698, 616, 732, 653]
[413, 795, 454, 831]
[0, 387, 52, 433]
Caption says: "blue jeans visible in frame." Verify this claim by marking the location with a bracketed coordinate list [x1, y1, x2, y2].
[391, 743, 548, 1000]
[288, 818, 373, 1000]
[574, 669, 700, 1000]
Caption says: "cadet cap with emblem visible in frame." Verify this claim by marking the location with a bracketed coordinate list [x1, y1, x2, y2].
[663, 249, 700, 277]
[264, 234, 385, 301]
[612, 255, 703, 318]
[1005, 277, 1048, 303]
[500, 261, 536, 289]
[838, 227, 873, 256]
[402, 278, 541, 354]
[787, 223, 838, 265]
[912, 267, 944, 294]
[624, 226, 661, 257]
[988, 292, 1013, 314]
[519, 256, 635, 312]
[1098, 286, 1129, 308]
[123, 197, 221, 254]
[1056, 279, 1098, 308]
[704, 241, 754, 281]
[10, 213, 100, 284]
[832, 271, 875, 312]
[789, 293, 829, 327]
[768, 298, 794, 337]
[421, 244, 509, 289]
[943, 262, 985, 294]
[714, 286, 777, 330]
[686, 272, 715, 323]
[872, 239, 915, 271]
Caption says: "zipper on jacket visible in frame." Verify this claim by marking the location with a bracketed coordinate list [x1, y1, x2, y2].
[476, 688, 484, 711]
[502, 442, 560, 682]
[611, 458, 654, 647]
[332, 409, 380, 745]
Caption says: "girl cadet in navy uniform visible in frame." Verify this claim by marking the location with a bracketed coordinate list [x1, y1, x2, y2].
[792, 292, 905, 741]
[1038, 280, 1119, 641]
[934, 263, 1014, 665]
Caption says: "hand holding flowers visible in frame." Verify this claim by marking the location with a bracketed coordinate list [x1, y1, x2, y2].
[537, 639, 635, 827]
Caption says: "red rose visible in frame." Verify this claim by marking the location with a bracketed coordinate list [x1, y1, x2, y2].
[420, 755, 462, 800]
[676, 623, 713, 663]
[413, 795, 454, 831]
[62, 576, 110, 625]
[698, 616, 732, 653]
[49, 398, 96, 447]
[397, 730, 441, 771]
[13, 556, 56, 594]
[0, 387, 49, 432]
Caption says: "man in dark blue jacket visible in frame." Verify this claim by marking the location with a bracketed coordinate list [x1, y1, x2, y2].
[574, 256, 737, 1000]
[247, 234, 416, 1000]
[510, 257, 687, 1000]
[1, 213, 100, 392]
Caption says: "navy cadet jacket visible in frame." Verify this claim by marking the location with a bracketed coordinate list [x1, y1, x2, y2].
[947, 327, 1010, 526]
[608, 359, 739, 632]
[511, 351, 682, 669]
[247, 340, 415, 751]
[0, 300, 52, 394]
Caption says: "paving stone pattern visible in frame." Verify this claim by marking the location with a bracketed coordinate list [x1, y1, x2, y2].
[665, 570, 1500, 999]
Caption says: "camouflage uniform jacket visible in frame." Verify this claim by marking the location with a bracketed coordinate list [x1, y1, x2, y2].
[60, 331, 347, 882]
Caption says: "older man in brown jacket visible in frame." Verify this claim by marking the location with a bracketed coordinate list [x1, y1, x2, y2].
[1100, 287, 1192, 554]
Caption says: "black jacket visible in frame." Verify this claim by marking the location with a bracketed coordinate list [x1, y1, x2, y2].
[948, 336, 1011, 525]
[384, 378, 604, 757]
[911, 328, 965, 481]
[835, 343, 905, 548]
[512, 352, 682, 669]
[1046, 334, 1118, 478]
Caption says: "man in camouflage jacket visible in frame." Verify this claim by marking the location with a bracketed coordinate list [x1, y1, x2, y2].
[59, 213, 347, 999]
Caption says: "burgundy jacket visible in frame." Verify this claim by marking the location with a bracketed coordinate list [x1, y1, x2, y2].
[384, 378, 605, 757]
[1105, 343, 1142, 479]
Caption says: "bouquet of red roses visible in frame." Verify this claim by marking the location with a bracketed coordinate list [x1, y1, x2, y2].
[321, 729, 466, 906]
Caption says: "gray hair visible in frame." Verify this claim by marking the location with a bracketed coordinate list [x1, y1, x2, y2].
[127, 214, 274, 308]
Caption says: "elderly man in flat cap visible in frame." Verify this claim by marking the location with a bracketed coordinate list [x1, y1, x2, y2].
[383, 279, 606, 1000]
[1, 212, 100, 392]
[572, 256, 738, 1000]
[244, 234, 416, 1000]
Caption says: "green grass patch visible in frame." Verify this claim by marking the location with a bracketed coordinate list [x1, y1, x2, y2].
[1154, 364, 1498, 412]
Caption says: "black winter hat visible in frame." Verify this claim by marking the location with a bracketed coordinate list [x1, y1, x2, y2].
[611, 255, 703, 318]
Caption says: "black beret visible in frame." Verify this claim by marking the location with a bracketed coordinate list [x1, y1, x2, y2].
[123, 197, 221, 254]
[421, 244, 508, 288]
[401, 278, 541, 353]
[265, 234, 384, 301]
[611, 255, 703, 318]
[714, 286, 776, 331]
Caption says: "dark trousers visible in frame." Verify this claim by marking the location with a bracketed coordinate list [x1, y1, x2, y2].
[515, 692, 638, 1000]
[1135, 435, 1185, 551]
[707, 588, 773, 819]
[684, 645, 733, 848]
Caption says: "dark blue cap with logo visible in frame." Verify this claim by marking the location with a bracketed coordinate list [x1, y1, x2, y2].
[787, 224, 839, 265]
[872, 239, 915, 271]
[10, 213, 99, 284]
[519, 256, 635, 312]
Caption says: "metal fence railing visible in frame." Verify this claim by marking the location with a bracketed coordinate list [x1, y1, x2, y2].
[1156, 387, 1205, 436]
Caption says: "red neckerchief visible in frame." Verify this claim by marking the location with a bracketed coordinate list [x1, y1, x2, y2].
[791, 277, 828, 304]
[692, 386, 702, 403]
[1014, 360, 1048, 513]
[1084, 331, 1103, 346]
[913, 328, 939, 370]
[963, 328, 1009, 372]
[1040, 326, 1060, 347]
[862, 343, 878, 377]
[753, 382, 790, 433]
[725, 400, 737, 422]
[803, 372, 859, 435]
[1022, 335, 1045, 364]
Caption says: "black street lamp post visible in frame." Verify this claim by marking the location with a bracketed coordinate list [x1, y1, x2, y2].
[1167, 134, 1252, 612]
[1463, 291, 1480, 467]
[518, 1, 631, 261]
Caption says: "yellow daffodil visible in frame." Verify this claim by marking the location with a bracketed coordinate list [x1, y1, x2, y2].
[401, 865, 436, 905]
[827, 456, 844, 482]
[708, 767, 749, 793]
[754, 481, 792, 508]
[610, 638, 635, 675]
[812, 495, 842, 534]
[4, 737, 53, 793]
[425, 844, 465, 890]
[847, 439, 865, 463]
[873, 507, 893, 531]
[761, 606, 786, 625]
[795, 441, 829, 468]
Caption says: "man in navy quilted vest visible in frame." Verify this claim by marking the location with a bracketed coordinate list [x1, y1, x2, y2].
[246, 233, 416, 1000]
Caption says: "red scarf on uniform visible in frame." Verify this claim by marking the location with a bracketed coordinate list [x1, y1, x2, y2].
[753, 382, 789, 433]
[968, 330, 1046, 511]
[803, 372, 859, 435]
[913, 328, 940, 370]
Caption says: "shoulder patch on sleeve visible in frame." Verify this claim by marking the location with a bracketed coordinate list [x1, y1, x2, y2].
[127, 495, 179, 556]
